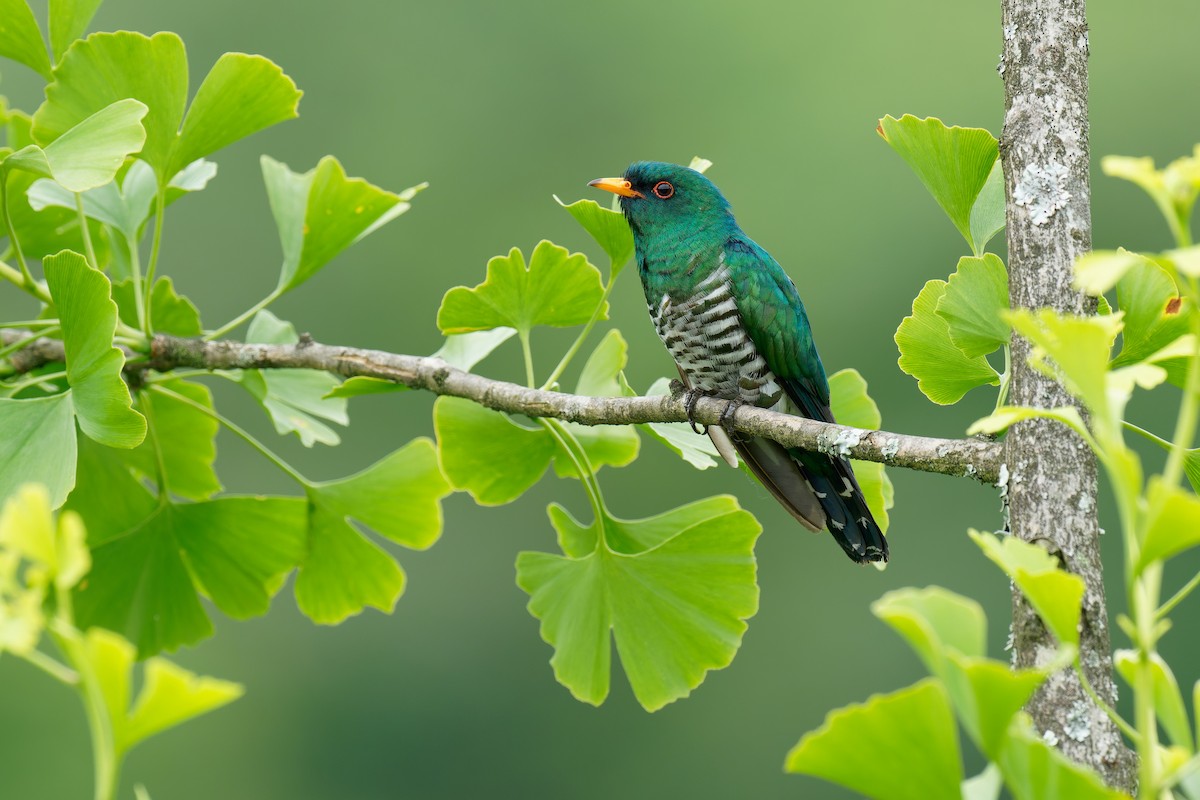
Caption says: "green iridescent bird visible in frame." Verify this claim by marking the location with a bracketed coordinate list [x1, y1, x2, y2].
[590, 162, 887, 563]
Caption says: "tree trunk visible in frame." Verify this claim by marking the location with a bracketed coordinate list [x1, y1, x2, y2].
[999, 0, 1137, 790]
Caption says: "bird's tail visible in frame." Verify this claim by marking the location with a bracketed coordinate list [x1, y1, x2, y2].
[733, 435, 888, 564]
[792, 448, 888, 563]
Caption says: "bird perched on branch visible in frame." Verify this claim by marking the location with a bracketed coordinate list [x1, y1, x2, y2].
[590, 162, 887, 563]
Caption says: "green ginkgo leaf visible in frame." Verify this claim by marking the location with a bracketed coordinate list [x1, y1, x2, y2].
[49, 0, 103, 62]
[1111, 259, 1188, 369]
[4, 98, 148, 192]
[67, 436, 304, 657]
[111, 277, 202, 336]
[168, 53, 301, 177]
[0, 0, 53, 79]
[872, 586, 987, 673]
[970, 529, 1085, 647]
[82, 627, 242, 757]
[76, 493, 306, 656]
[262, 155, 425, 294]
[28, 157, 217, 242]
[1135, 478, 1200, 575]
[896, 279, 999, 404]
[123, 380, 220, 501]
[296, 438, 451, 624]
[517, 499, 760, 711]
[936, 254, 1009, 358]
[786, 679, 963, 800]
[998, 717, 1129, 800]
[1073, 249, 1149, 296]
[238, 311, 348, 447]
[0, 394, 77, 507]
[829, 368, 893, 531]
[1005, 310, 1122, 434]
[878, 115, 1001, 254]
[434, 396, 555, 505]
[1114, 649, 1192, 750]
[33, 32, 299, 185]
[437, 240, 607, 335]
[555, 195, 634, 278]
[43, 249, 146, 448]
[631, 377, 722, 470]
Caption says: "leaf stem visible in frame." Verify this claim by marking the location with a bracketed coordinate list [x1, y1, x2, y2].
[204, 287, 283, 341]
[541, 275, 616, 390]
[18, 647, 80, 685]
[1074, 659, 1139, 742]
[1157, 570, 1200, 620]
[539, 418, 608, 546]
[139, 389, 172, 503]
[0, 319, 60, 329]
[150, 384, 310, 487]
[519, 329, 535, 388]
[142, 189, 167, 335]
[992, 344, 1012, 412]
[0, 168, 34, 286]
[4, 369, 68, 394]
[75, 193, 99, 270]
[0, 327, 58, 361]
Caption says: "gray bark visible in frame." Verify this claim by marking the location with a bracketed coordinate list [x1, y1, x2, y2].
[1000, 0, 1137, 790]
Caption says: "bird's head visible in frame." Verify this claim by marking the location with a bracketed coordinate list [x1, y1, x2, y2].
[589, 161, 734, 245]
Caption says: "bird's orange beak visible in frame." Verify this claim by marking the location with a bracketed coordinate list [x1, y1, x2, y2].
[588, 177, 643, 198]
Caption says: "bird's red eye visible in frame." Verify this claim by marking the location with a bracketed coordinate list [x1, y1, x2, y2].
[653, 181, 674, 199]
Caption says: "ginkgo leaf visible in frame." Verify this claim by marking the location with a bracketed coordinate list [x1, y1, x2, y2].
[786, 679, 963, 800]
[878, 115, 1000, 254]
[555, 195, 634, 277]
[0, 0, 53, 79]
[262, 155, 424, 293]
[0, 394, 77, 507]
[434, 396, 555, 505]
[829, 368, 894, 531]
[437, 241, 607, 335]
[936, 254, 1010, 358]
[81, 627, 242, 757]
[238, 311, 347, 447]
[896, 279, 999, 404]
[296, 439, 451, 624]
[43, 249, 146, 448]
[33, 32, 299, 185]
[4, 98, 148, 192]
[517, 499, 760, 711]
[970, 529, 1085, 647]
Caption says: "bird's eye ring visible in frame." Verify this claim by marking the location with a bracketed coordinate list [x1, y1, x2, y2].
[653, 181, 674, 199]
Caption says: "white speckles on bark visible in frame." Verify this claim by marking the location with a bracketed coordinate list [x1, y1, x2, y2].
[1014, 162, 1072, 224]
[1001, 0, 1137, 791]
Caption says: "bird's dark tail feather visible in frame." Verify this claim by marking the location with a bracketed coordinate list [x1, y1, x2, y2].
[732, 434, 888, 564]
[792, 448, 888, 564]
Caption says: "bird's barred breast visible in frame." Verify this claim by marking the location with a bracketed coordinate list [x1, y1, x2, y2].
[649, 265, 783, 407]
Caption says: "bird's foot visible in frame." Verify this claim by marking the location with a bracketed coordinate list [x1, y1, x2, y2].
[682, 389, 707, 435]
[719, 399, 743, 430]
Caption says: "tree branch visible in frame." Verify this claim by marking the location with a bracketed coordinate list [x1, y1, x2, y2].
[1000, 0, 1137, 789]
[0, 329, 1001, 483]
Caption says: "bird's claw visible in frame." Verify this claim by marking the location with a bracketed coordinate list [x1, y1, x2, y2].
[719, 399, 743, 430]
[682, 389, 707, 435]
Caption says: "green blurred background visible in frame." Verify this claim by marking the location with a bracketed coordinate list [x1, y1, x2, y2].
[1, 1, 1199, 797]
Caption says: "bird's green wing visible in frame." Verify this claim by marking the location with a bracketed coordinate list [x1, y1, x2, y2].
[724, 239, 832, 419]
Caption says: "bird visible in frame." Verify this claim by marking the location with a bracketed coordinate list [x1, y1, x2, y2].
[589, 161, 887, 563]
